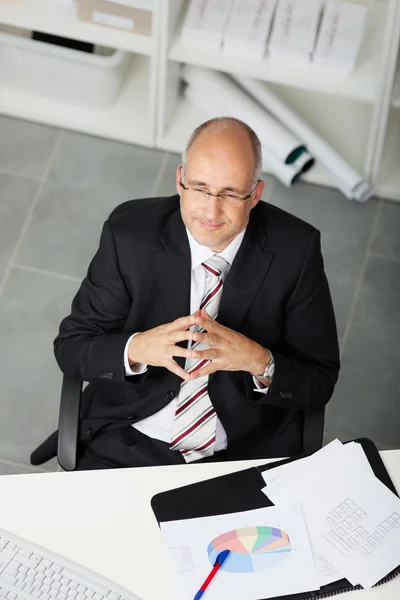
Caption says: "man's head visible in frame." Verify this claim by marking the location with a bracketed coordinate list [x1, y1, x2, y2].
[176, 117, 264, 252]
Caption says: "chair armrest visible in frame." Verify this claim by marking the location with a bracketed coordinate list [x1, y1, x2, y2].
[57, 376, 82, 471]
[302, 406, 325, 455]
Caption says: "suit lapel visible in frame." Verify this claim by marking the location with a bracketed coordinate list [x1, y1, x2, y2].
[218, 206, 274, 331]
[151, 208, 191, 368]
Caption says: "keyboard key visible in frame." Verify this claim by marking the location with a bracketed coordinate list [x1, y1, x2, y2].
[6, 544, 17, 552]
[28, 570, 36, 577]
[36, 575, 45, 584]
[42, 594, 50, 600]
[44, 578, 52, 586]
[49, 591, 58, 598]
[25, 578, 34, 586]
[31, 590, 41, 598]
[93, 593, 103, 600]
[68, 583, 78, 591]
[60, 579, 70, 587]
[15, 582, 25, 591]
[0, 589, 6, 598]
[18, 551, 31, 559]
[40, 561, 52, 570]
[77, 587, 86, 594]
[41, 586, 51, 594]
[24, 586, 34, 595]
[84, 591, 94, 598]
[107, 593, 119, 600]
[67, 592, 77, 599]
[51, 583, 61, 591]
[36, 566, 46, 574]
[30, 556, 42, 565]
[0, 575, 17, 586]
[6, 592, 17, 600]
[60, 586, 69, 594]
[32, 581, 42, 589]
[57, 593, 67, 600]
[18, 566, 28, 574]
[76, 594, 86, 600]
[52, 575, 62, 583]
[52, 566, 63, 575]
[44, 572, 54, 579]
[0, 539, 7, 548]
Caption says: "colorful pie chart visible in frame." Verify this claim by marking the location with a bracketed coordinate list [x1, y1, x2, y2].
[207, 526, 291, 573]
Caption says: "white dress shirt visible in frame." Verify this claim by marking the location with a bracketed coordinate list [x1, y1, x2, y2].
[123, 228, 268, 451]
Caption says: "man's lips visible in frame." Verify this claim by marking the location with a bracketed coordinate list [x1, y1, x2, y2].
[198, 221, 224, 231]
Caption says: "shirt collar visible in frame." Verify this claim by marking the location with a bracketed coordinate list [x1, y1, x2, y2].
[186, 228, 246, 271]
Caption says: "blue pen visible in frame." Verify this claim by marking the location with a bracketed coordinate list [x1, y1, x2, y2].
[193, 549, 230, 600]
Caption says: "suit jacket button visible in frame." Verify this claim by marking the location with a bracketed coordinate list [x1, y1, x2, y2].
[279, 391, 293, 399]
[166, 390, 175, 401]
[107, 372, 114, 379]
[85, 428, 92, 438]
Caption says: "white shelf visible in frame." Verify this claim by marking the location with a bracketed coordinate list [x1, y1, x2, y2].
[375, 109, 400, 201]
[168, 1, 386, 103]
[158, 90, 372, 190]
[0, 55, 154, 146]
[0, 0, 154, 55]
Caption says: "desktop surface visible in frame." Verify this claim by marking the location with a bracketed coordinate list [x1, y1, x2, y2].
[0, 453, 399, 600]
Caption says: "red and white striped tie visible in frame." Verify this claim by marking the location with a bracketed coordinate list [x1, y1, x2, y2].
[170, 255, 229, 463]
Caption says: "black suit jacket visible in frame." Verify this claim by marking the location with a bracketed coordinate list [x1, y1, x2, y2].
[54, 195, 340, 460]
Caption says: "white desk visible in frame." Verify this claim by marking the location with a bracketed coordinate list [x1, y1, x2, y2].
[0, 452, 399, 600]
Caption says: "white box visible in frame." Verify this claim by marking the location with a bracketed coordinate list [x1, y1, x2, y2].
[269, 0, 323, 65]
[222, 0, 277, 59]
[313, 1, 368, 74]
[103, 0, 154, 9]
[0, 33, 133, 108]
[180, 0, 233, 51]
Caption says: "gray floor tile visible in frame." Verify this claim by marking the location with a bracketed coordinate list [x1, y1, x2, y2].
[48, 131, 165, 199]
[0, 116, 58, 178]
[0, 268, 80, 465]
[325, 256, 400, 449]
[269, 181, 378, 337]
[0, 174, 39, 282]
[371, 200, 400, 260]
[16, 133, 167, 278]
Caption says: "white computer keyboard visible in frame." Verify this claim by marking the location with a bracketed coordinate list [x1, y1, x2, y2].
[0, 529, 140, 600]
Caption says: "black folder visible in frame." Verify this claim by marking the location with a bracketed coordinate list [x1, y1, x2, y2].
[151, 438, 400, 599]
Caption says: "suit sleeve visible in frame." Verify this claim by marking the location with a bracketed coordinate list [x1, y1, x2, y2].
[54, 220, 143, 383]
[246, 230, 340, 410]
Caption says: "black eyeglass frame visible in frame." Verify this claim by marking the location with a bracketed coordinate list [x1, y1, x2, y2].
[179, 166, 260, 203]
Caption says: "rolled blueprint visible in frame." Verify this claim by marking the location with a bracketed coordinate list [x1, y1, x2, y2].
[183, 83, 304, 187]
[233, 74, 374, 202]
[182, 64, 310, 166]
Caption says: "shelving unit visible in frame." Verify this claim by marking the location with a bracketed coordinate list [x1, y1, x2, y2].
[0, 0, 160, 146]
[0, 0, 400, 200]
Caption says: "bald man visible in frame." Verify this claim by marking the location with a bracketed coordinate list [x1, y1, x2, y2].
[54, 117, 340, 470]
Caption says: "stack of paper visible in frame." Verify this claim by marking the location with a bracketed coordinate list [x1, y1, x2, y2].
[262, 439, 400, 589]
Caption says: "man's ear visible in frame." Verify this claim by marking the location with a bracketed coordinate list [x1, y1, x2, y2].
[176, 164, 183, 197]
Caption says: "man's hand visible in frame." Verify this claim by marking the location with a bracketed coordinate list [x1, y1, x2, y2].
[188, 310, 271, 380]
[128, 315, 198, 381]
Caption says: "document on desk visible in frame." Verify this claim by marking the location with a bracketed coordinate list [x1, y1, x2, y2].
[262, 440, 400, 589]
[160, 504, 320, 600]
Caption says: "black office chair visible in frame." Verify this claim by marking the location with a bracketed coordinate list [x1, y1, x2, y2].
[30, 375, 326, 471]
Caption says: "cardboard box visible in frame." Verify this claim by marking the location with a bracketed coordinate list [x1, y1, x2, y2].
[269, 0, 323, 65]
[222, 0, 277, 59]
[77, 0, 152, 35]
[313, 1, 368, 73]
[180, 0, 233, 51]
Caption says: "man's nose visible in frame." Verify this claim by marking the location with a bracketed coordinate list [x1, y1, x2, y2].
[203, 195, 222, 220]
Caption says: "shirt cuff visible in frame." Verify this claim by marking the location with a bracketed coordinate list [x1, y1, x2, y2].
[124, 333, 148, 376]
[252, 375, 270, 394]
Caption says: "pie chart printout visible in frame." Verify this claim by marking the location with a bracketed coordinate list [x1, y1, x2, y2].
[207, 526, 291, 573]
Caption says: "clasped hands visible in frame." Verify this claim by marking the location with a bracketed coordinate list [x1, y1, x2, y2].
[128, 309, 271, 383]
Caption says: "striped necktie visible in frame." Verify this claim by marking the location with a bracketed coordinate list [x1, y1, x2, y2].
[170, 254, 229, 463]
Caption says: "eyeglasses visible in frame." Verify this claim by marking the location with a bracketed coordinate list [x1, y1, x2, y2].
[179, 166, 260, 207]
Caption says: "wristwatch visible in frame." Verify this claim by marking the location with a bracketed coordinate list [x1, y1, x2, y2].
[258, 351, 275, 381]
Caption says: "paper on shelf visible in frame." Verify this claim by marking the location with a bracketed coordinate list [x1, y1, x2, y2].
[180, 0, 233, 51]
[263, 440, 400, 589]
[234, 74, 374, 201]
[160, 504, 320, 600]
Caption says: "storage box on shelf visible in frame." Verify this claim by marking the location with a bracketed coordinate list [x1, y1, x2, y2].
[157, 0, 392, 195]
[77, 0, 153, 35]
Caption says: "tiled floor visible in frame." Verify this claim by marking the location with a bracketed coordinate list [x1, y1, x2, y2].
[0, 116, 399, 475]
